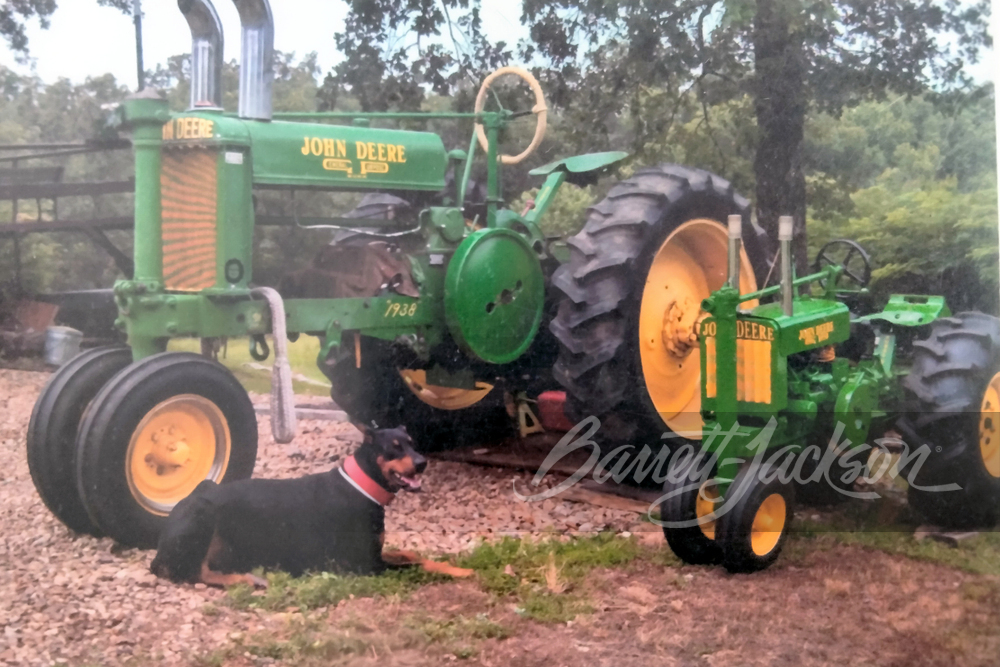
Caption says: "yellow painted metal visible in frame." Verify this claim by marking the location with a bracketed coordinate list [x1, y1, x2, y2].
[704, 336, 771, 403]
[696, 480, 720, 540]
[750, 493, 787, 556]
[399, 369, 494, 411]
[979, 372, 1000, 478]
[126, 395, 231, 515]
[639, 219, 758, 433]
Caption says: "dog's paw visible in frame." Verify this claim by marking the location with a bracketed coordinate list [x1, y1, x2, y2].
[248, 574, 269, 589]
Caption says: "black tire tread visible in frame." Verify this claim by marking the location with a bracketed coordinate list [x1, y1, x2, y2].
[75, 352, 258, 548]
[898, 312, 1000, 529]
[549, 164, 768, 443]
[27, 346, 133, 535]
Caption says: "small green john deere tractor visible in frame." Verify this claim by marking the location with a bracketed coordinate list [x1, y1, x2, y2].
[658, 216, 1000, 572]
[25, 0, 999, 555]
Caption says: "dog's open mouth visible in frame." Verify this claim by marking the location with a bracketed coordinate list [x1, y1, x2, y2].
[390, 470, 422, 492]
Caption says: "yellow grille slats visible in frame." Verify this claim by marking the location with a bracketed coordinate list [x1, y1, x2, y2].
[703, 321, 772, 404]
[161, 150, 218, 291]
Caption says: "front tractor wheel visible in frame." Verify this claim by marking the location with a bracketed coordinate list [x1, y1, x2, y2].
[550, 164, 768, 450]
[75, 352, 258, 548]
[660, 450, 723, 565]
[716, 462, 796, 573]
[27, 346, 133, 535]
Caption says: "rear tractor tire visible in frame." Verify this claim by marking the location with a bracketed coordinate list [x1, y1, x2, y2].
[899, 312, 1000, 529]
[75, 352, 258, 548]
[550, 164, 769, 452]
[27, 346, 133, 535]
[324, 335, 512, 452]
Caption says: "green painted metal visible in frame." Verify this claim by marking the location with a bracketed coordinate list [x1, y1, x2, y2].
[528, 151, 629, 182]
[859, 294, 951, 327]
[444, 228, 545, 364]
[696, 245, 947, 497]
[111, 83, 612, 393]
[245, 120, 447, 191]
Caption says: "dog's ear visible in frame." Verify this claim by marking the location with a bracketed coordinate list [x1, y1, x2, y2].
[399, 425, 408, 434]
[352, 421, 374, 444]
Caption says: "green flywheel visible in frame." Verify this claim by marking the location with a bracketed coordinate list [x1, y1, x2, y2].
[445, 228, 545, 364]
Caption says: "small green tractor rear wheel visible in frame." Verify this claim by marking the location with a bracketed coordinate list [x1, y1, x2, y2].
[549, 164, 769, 451]
[27, 346, 133, 535]
[899, 312, 1000, 529]
[75, 352, 258, 548]
[325, 336, 512, 452]
[716, 461, 796, 573]
[660, 450, 723, 565]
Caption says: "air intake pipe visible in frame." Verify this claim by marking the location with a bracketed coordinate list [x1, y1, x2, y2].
[178, 0, 224, 109]
[231, 0, 274, 121]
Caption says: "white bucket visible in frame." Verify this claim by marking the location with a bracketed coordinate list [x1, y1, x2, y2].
[44, 326, 83, 366]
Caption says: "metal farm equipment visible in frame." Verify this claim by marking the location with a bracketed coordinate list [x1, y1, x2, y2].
[658, 217, 1000, 572]
[26, 0, 1000, 562]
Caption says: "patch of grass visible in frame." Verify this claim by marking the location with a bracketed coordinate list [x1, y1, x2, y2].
[412, 612, 509, 659]
[459, 532, 641, 623]
[169, 335, 331, 397]
[224, 567, 451, 612]
[415, 613, 509, 642]
[792, 510, 1000, 576]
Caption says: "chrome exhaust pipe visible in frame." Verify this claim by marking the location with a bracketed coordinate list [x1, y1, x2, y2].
[779, 215, 794, 316]
[178, 0, 224, 109]
[727, 214, 742, 290]
[231, 0, 274, 121]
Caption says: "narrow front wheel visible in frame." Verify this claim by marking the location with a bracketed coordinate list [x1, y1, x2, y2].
[75, 352, 258, 548]
[716, 462, 795, 573]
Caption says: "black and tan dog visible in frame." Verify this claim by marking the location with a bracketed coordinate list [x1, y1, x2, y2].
[150, 426, 472, 587]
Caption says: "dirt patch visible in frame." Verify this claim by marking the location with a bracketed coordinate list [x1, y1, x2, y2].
[218, 547, 1000, 667]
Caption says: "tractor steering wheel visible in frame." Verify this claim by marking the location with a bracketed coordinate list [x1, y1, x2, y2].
[813, 239, 872, 291]
[474, 66, 548, 165]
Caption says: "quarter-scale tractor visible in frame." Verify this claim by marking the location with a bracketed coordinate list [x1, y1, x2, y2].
[659, 216, 1000, 572]
[25, 0, 999, 555]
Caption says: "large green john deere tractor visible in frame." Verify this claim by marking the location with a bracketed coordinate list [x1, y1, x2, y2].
[25, 0, 998, 552]
[658, 216, 1000, 572]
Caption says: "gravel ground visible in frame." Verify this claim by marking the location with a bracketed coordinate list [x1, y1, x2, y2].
[0, 369, 642, 666]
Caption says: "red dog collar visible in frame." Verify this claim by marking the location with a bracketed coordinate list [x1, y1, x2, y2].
[341, 455, 395, 506]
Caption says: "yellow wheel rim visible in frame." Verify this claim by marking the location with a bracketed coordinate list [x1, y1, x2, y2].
[126, 395, 231, 515]
[399, 369, 494, 411]
[638, 219, 758, 435]
[696, 480, 720, 540]
[979, 372, 1000, 478]
[750, 493, 787, 556]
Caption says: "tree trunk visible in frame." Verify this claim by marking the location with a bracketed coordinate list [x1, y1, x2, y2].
[752, 0, 809, 279]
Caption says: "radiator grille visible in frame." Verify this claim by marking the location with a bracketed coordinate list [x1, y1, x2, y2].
[160, 150, 218, 291]
[704, 336, 772, 404]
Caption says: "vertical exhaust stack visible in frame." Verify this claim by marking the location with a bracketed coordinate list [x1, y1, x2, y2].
[179, 0, 224, 109]
[727, 214, 742, 290]
[779, 215, 794, 316]
[231, 0, 274, 121]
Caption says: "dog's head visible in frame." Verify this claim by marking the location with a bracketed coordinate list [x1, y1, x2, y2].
[356, 425, 426, 493]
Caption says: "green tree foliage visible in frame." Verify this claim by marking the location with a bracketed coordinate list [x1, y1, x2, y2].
[518, 0, 991, 273]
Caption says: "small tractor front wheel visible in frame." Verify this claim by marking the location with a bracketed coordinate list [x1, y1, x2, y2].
[899, 312, 1000, 529]
[660, 451, 723, 565]
[27, 346, 133, 535]
[75, 352, 258, 548]
[716, 462, 796, 573]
